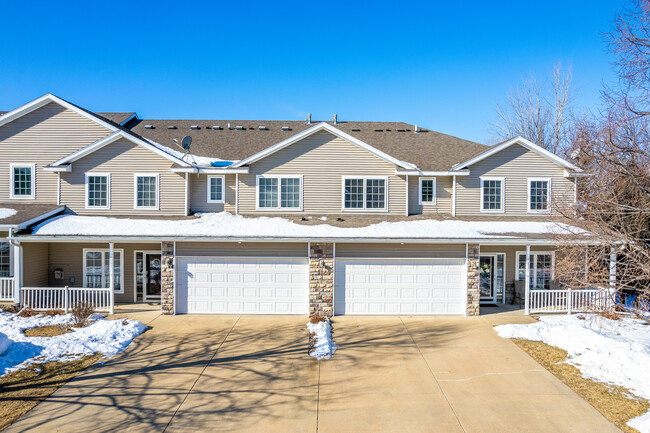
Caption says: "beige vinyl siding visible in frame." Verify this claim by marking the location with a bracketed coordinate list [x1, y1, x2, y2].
[456, 145, 574, 216]
[0, 103, 111, 203]
[335, 243, 465, 258]
[237, 131, 405, 215]
[176, 242, 308, 257]
[47, 242, 160, 303]
[189, 174, 236, 213]
[60, 139, 186, 215]
[408, 176, 453, 215]
[479, 245, 558, 285]
[22, 243, 49, 287]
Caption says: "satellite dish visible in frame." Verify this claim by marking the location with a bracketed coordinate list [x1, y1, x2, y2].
[181, 135, 192, 151]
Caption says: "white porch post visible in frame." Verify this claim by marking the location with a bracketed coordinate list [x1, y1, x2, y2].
[524, 245, 531, 315]
[109, 242, 115, 314]
[609, 247, 617, 289]
[12, 242, 22, 305]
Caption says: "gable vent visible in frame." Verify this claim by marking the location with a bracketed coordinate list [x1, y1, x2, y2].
[167, 125, 176, 129]
[282, 126, 291, 131]
[235, 126, 245, 130]
[258, 126, 268, 130]
[212, 125, 222, 130]
[144, 124, 154, 129]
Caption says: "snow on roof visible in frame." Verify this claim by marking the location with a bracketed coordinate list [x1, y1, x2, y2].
[29, 212, 578, 240]
[145, 138, 237, 167]
[0, 208, 18, 220]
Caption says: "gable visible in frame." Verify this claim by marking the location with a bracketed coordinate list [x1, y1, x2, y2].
[469, 142, 567, 177]
[68, 138, 178, 170]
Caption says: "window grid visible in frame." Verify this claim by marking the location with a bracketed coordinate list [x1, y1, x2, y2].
[13, 167, 32, 197]
[136, 176, 157, 208]
[344, 179, 364, 208]
[517, 253, 554, 289]
[482, 179, 502, 210]
[281, 178, 300, 208]
[365, 179, 385, 209]
[209, 177, 223, 202]
[529, 180, 549, 211]
[85, 251, 121, 291]
[0, 242, 10, 278]
[87, 175, 108, 208]
[421, 179, 434, 203]
[258, 177, 278, 208]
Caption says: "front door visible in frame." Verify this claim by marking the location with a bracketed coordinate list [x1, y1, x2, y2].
[145, 254, 162, 300]
[479, 256, 494, 301]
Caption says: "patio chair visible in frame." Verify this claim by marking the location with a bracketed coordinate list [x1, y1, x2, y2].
[513, 281, 525, 308]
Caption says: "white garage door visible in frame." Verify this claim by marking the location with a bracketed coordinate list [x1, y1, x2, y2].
[176, 257, 308, 314]
[335, 259, 466, 315]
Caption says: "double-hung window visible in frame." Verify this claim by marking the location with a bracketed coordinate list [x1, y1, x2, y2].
[0, 242, 10, 277]
[83, 249, 124, 293]
[516, 251, 554, 289]
[10, 163, 35, 199]
[207, 175, 225, 203]
[256, 175, 302, 210]
[85, 173, 110, 209]
[528, 178, 551, 212]
[134, 174, 159, 210]
[343, 177, 388, 211]
[419, 178, 436, 205]
[480, 177, 504, 212]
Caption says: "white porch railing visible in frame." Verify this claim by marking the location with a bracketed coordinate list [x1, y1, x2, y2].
[21, 286, 113, 313]
[528, 288, 612, 314]
[0, 277, 14, 301]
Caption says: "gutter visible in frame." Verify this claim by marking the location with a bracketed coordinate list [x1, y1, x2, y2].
[170, 167, 250, 174]
[395, 170, 470, 176]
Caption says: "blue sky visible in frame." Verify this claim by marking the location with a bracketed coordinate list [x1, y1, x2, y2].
[0, 0, 622, 143]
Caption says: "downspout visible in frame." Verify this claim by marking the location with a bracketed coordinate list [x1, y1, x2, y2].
[235, 173, 239, 215]
[9, 228, 21, 305]
[184, 173, 189, 216]
[405, 175, 409, 217]
[452, 175, 457, 217]
[57, 173, 61, 206]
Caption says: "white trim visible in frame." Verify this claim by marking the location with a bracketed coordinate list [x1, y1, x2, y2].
[233, 122, 416, 170]
[515, 250, 556, 289]
[9, 163, 36, 200]
[255, 174, 304, 211]
[478, 252, 506, 304]
[57, 173, 61, 206]
[452, 175, 457, 217]
[170, 167, 249, 174]
[418, 177, 437, 205]
[82, 248, 125, 294]
[396, 170, 470, 176]
[527, 177, 552, 214]
[84, 173, 111, 210]
[452, 136, 582, 172]
[133, 249, 162, 302]
[235, 173, 240, 215]
[405, 175, 409, 216]
[43, 165, 71, 172]
[13, 206, 66, 230]
[184, 173, 189, 216]
[207, 175, 226, 203]
[133, 173, 160, 210]
[52, 131, 192, 168]
[341, 176, 389, 212]
[479, 176, 505, 213]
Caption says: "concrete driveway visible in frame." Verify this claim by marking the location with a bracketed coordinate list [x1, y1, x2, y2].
[5, 311, 620, 433]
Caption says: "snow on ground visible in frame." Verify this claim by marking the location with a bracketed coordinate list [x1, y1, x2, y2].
[0, 310, 145, 376]
[0, 208, 17, 219]
[496, 315, 650, 432]
[307, 318, 336, 360]
[32, 211, 580, 239]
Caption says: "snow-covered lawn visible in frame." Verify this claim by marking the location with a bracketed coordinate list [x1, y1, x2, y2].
[0, 310, 145, 376]
[307, 318, 336, 360]
[496, 315, 650, 432]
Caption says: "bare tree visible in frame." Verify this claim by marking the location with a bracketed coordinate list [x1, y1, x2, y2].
[555, 0, 650, 311]
[491, 62, 574, 154]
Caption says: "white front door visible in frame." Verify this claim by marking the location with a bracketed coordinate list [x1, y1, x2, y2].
[334, 258, 466, 315]
[176, 257, 309, 314]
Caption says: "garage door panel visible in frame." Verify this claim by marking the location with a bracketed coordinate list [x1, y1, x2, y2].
[177, 258, 308, 314]
[335, 259, 466, 315]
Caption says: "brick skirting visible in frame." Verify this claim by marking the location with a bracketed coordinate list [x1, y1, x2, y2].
[309, 243, 334, 317]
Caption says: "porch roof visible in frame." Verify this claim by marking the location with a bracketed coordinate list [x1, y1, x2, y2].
[0, 203, 66, 230]
[13, 212, 591, 245]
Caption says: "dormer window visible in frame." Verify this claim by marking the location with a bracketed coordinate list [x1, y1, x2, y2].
[10, 163, 35, 199]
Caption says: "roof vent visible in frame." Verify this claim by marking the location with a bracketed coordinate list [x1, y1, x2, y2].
[190, 125, 200, 130]
[307, 113, 312, 124]
[144, 124, 154, 129]
[167, 125, 176, 129]
[258, 126, 268, 130]
[414, 124, 419, 133]
[374, 129, 383, 132]
[282, 126, 291, 131]
[397, 129, 406, 132]
[235, 126, 245, 130]
[212, 125, 222, 130]
[334, 114, 338, 125]
[351, 128, 360, 132]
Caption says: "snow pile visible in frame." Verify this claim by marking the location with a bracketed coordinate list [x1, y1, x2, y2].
[495, 315, 650, 432]
[0, 311, 146, 376]
[307, 318, 336, 360]
[0, 208, 17, 219]
[32, 212, 580, 240]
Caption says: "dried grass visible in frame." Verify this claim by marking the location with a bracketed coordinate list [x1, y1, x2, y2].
[308, 312, 328, 324]
[18, 308, 65, 318]
[23, 325, 70, 338]
[0, 355, 100, 431]
[512, 339, 649, 433]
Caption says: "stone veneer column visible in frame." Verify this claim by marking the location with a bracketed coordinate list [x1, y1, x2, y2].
[466, 244, 480, 316]
[161, 241, 175, 315]
[309, 243, 334, 317]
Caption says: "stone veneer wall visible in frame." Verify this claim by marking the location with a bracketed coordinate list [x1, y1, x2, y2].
[161, 241, 174, 315]
[466, 244, 480, 316]
[309, 243, 334, 317]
